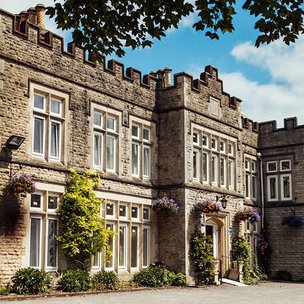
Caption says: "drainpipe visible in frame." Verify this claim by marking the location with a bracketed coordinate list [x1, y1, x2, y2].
[257, 152, 265, 229]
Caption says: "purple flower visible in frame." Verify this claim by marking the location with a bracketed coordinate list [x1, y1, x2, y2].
[193, 197, 222, 216]
[152, 195, 180, 215]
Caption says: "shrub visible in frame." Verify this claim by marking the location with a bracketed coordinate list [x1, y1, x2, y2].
[58, 269, 91, 292]
[133, 265, 166, 287]
[171, 273, 186, 286]
[190, 229, 215, 285]
[92, 271, 119, 290]
[0, 284, 11, 295]
[274, 270, 293, 281]
[12, 267, 52, 295]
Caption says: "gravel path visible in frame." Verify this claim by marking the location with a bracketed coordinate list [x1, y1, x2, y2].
[1, 282, 304, 304]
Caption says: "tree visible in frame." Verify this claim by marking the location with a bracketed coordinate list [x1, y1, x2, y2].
[47, 0, 304, 58]
[56, 169, 113, 269]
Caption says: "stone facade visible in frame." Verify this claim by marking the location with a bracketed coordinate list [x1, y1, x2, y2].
[0, 5, 302, 287]
[259, 118, 304, 278]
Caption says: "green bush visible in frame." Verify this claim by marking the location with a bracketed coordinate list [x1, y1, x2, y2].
[12, 267, 52, 295]
[92, 270, 119, 290]
[0, 284, 11, 295]
[58, 269, 91, 292]
[133, 265, 185, 287]
[171, 272, 186, 286]
[274, 270, 293, 281]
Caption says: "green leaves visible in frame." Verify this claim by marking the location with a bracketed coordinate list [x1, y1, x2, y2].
[46, 0, 304, 58]
[57, 169, 113, 268]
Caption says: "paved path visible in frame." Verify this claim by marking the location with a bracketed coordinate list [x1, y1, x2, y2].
[1, 282, 304, 304]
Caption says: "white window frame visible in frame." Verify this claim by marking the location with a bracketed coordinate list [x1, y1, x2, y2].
[267, 161, 277, 173]
[105, 201, 116, 219]
[228, 159, 235, 189]
[106, 134, 116, 172]
[29, 216, 42, 269]
[193, 131, 199, 145]
[211, 154, 218, 185]
[131, 205, 140, 221]
[118, 224, 128, 269]
[49, 119, 61, 160]
[193, 149, 200, 181]
[119, 203, 128, 220]
[220, 157, 226, 187]
[32, 115, 45, 157]
[50, 98, 62, 117]
[131, 142, 140, 177]
[45, 217, 59, 271]
[142, 145, 151, 179]
[280, 160, 291, 172]
[202, 152, 209, 183]
[143, 207, 150, 221]
[93, 132, 103, 168]
[267, 175, 278, 201]
[142, 226, 151, 268]
[130, 224, 140, 270]
[33, 93, 46, 112]
[280, 174, 292, 200]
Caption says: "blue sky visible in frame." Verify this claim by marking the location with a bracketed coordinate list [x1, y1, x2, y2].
[1, 0, 304, 126]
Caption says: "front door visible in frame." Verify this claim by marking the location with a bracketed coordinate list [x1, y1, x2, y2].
[206, 222, 219, 259]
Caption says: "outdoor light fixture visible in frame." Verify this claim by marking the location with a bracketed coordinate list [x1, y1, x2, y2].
[5, 135, 25, 150]
[217, 195, 228, 209]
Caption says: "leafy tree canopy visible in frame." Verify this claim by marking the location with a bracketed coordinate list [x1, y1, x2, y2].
[47, 0, 304, 57]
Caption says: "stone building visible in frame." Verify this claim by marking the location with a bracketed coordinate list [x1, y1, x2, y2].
[0, 5, 301, 286]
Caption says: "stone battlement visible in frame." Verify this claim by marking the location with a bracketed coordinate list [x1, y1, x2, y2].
[259, 117, 304, 133]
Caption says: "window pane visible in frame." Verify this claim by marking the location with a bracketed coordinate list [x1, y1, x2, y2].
[193, 150, 200, 179]
[211, 155, 218, 183]
[30, 218, 41, 267]
[50, 121, 60, 158]
[220, 141, 225, 152]
[94, 133, 102, 167]
[106, 136, 115, 170]
[252, 175, 257, 199]
[48, 195, 58, 210]
[131, 226, 138, 268]
[119, 226, 126, 267]
[282, 176, 291, 198]
[132, 143, 139, 175]
[34, 94, 44, 110]
[220, 157, 225, 186]
[228, 160, 235, 188]
[202, 135, 208, 147]
[105, 224, 114, 268]
[267, 162, 277, 172]
[94, 112, 102, 127]
[193, 132, 199, 144]
[31, 193, 42, 208]
[132, 206, 138, 218]
[143, 228, 150, 267]
[203, 153, 208, 182]
[281, 160, 290, 171]
[143, 208, 150, 220]
[47, 219, 58, 268]
[270, 177, 277, 199]
[143, 146, 151, 178]
[106, 203, 114, 216]
[246, 173, 250, 197]
[33, 117, 44, 154]
[143, 128, 150, 141]
[119, 205, 127, 217]
[51, 99, 61, 115]
[106, 116, 115, 130]
[132, 125, 139, 137]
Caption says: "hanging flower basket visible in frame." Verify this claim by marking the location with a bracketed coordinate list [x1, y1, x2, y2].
[152, 195, 180, 215]
[282, 214, 303, 228]
[193, 197, 222, 217]
[9, 173, 36, 194]
[235, 206, 260, 224]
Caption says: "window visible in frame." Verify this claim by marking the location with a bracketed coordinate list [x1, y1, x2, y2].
[93, 110, 119, 172]
[245, 157, 257, 200]
[191, 128, 236, 189]
[29, 192, 60, 271]
[31, 88, 66, 162]
[193, 149, 200, 180]
[267, 176, 278, 201]
[266, 158, 292, 202]
[131, 122, 152, 179]
[101, 200, 152, 272]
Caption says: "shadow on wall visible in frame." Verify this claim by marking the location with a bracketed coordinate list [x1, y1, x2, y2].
[0, 187, 21, 235]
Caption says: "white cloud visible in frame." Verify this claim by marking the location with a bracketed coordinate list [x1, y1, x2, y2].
[221, 37, 304, 125]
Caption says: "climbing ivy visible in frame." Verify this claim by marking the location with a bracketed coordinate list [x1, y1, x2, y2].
[189, 229, 215, 285]
[57, 170, 113, 269]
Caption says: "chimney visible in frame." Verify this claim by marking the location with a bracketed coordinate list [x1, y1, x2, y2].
[27, 7, 37, 24]
[19, 11, 28, 23]
[35, 4, 46, 29]
[18, 11, 28, 33]
[163, 67, 172, 87]
[149, 71, 157, 78]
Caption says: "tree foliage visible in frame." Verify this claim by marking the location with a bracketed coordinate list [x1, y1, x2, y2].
[47, 0, 304, 58]
[56, 169, 113, 269]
